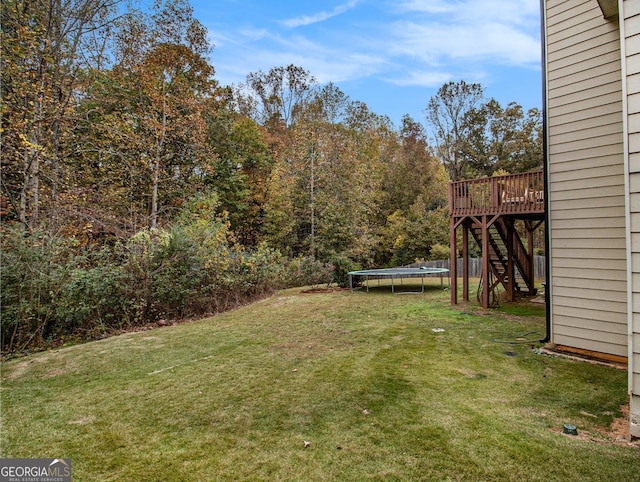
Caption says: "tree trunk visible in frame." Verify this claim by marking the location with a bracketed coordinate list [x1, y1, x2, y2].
[310, 145, 315, 259]
[150, 82, 167, 229]
[151, 158, 159, 229]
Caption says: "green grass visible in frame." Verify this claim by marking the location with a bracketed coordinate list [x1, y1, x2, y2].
[1, 280, 637, 481]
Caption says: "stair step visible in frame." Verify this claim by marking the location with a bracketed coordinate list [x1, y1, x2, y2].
[465, 218, 536, 296]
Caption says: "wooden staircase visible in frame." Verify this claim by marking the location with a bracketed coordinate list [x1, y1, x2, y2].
[466, 218, 537, 299]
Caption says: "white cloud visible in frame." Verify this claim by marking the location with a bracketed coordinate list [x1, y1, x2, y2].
[386, 70, 454, 87]
[211, 29, 387, 88]
[394, 0, 540, 24]
[393, 0, 456, 14]
[223, 43, 386, 86]
[237, 28, 271, 41]
[384, 0, 541, 73]
[388, 20, 540, 67]
[282, 0, 361, 28]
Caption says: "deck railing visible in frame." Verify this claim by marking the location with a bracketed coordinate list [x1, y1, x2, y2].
[449, 170, 545, 217]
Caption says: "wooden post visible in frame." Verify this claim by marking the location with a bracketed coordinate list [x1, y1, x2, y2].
[450, 215, 458, 305]
[491, 177, 499, 208]
[507, 219, 515, 302]
[462, 223, 469, 302]
[481, 215, 490, 309]
[526, 220, 535, 293]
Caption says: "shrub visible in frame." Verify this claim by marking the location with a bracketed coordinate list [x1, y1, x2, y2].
[429, 243, 451, 261]
[0, 196, 292, 354]
[282, 256, 333, 289]
[1, 227, 81, 351]
[328, 253, 360, 288]
[244, 243, 286, 295]
[56, 245, 129, 335]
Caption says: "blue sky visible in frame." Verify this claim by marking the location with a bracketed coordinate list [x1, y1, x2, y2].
[191, 0, 543, 127]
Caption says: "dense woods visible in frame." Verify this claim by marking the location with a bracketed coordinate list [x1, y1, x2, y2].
[1, 0, 542, 353]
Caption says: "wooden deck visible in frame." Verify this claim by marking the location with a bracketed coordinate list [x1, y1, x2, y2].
[448, 170, 545, 309]
[449, 170, 545, 218]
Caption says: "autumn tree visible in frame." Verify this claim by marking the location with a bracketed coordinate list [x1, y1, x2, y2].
[448, 99, 543, 177]
[260, 157, 298, 256]
[376, 115, 449, 266]
[383, 115, 446, 211]
[381, 195, 449, 267]
[140, 42, 214, 227]
[314, 82, 349, 124]
[425, 80, 484, 181]
[205, 88, 274, 245]
[240, 64, 317, 132]
[75, 0, 216, 231]
[262, 89, 388, 264]
[426, 81, 543, 180]
[1, 0, 118, 229]
[485, 102, 542, 174]
[291, 96, 366, 260]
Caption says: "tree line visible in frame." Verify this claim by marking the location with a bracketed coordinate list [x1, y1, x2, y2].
[1, 0, 542, 352]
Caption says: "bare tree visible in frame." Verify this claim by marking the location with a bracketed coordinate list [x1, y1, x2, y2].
[242, 65, 317, 130]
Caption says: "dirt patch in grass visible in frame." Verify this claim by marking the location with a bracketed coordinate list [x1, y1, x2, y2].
[3, 360, 31, 381]
[299, 287, 351, 294]
[456, 367, 483, 378]
[270, 295, 299, 307]
[552, 404, 639, 448]
[300, 287, 336, 294]
[268, 328, 357, 359]
[599, 404, 640, 446]
[44, 368, 71, 378]
[3, 353, 53, 381]
[67, 415, 96, 425]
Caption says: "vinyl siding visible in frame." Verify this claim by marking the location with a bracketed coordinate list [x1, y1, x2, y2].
[623, 0, 640, 438]
[546, 0, 627, 357]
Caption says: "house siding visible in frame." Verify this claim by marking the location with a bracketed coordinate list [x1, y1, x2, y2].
[622, 0, 640, 439]
[546, 0, 628, 357]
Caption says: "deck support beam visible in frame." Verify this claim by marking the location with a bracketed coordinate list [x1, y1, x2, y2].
[462, 226, 469, 302]
[507, 221, 515, 302]
[481, 215, 490, 309]
[525, 220, 536, 294]
[450, 213, 458, 305]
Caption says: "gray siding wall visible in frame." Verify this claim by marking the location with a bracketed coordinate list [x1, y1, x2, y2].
[546, 0, 628, 356]
[622, 0, 640, 439]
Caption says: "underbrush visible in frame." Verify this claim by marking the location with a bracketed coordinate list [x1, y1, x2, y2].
[1, 214, 337, 354]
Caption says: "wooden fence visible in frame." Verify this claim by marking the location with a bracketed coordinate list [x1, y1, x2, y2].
[407, 256, 546, 281]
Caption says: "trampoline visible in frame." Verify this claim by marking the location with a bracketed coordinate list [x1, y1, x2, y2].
[348, 267, 450, 294]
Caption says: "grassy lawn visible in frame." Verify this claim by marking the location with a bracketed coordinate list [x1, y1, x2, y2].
[1, 280, 638, 481]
